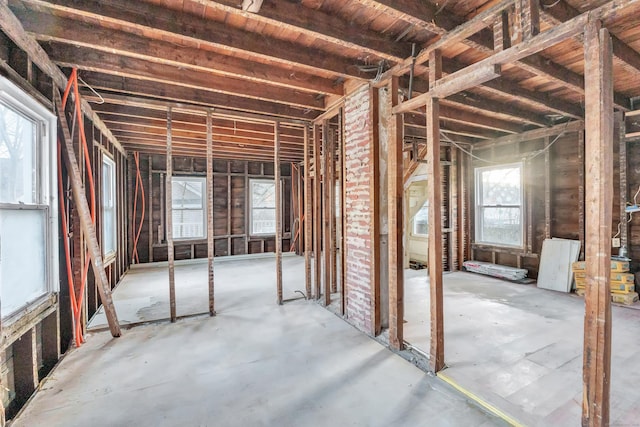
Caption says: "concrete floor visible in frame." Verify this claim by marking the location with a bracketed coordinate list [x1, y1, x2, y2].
[404, 269, 640, 426]
[89, 253, 307, 328]
[13, 257, 504, 427]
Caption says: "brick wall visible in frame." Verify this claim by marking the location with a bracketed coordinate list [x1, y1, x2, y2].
[344, 85, 374, 333]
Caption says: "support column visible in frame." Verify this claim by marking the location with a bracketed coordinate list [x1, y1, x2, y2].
[313, 125, 322, 300]
[388, 76, 404, 350]
[617, 112, 628, 249]
[166, 107, 176, 322]
[369, 86, 381, 335]
[582, 19, 613, 427]
[275, 123, 283, 305]
[207, 109, 215, 315]
[304, 125, 312, 299]
[322, 121, 331, 306]
[428, 49, 445, 373]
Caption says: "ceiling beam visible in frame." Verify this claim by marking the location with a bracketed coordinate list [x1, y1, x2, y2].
[14, 0, 368, 79]
[541, 0, 640, 73]
[45, 43, 325, 109]
[361, 0, 631, 110]
[77, 72, 320, 120]
[16, 9, 342, 95]
[194, 0, 410, 62]
[121, 142, 300, 162]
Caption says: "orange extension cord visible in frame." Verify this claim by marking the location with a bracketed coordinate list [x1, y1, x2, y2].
[131, 152, 145, 264]
[58, 69, 97, 346]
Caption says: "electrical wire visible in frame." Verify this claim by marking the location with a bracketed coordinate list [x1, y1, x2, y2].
[78, 75, 105, 104]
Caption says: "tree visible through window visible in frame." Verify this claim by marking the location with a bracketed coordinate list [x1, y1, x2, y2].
[172, 177, 206, 239]
[475, 163, 523, 247]
[250, 179, 276, 235]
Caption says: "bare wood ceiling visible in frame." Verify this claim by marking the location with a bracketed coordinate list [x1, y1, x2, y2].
[5, 0, 640, 160]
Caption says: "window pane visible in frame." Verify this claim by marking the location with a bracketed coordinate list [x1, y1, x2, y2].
[171, 177, 206, 239]
[0, 102, 36, 204]
[172, 180, 204, 209]
[252, 208, 276, 234]
[102, 157, 116, 255]
[413, 201, 429, 236]
[480, 207, 522, 246]
[173, 209, 205, 239]
[251, 181, 275, 208]
[481, 167, 521, 205]
[0, 209, 47, 317]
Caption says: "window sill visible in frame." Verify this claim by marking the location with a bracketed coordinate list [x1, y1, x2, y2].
[1, 293, 57, 350]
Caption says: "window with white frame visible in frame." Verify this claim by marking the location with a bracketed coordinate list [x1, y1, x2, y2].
[102, 155, 116, 257]
[250, 179, 277, 235]
[171, 177, 206, 240]
[475, 163, 523, 247]
[413, 201, 429, 236]
[0, 76, 58, 319]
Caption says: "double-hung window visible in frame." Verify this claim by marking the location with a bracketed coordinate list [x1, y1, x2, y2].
[171, 177, 206, 240]
[102, 155, 116, 258]
[475, 163, 523, 247]
[413, 201, 429, 236]
[0, 76, 58, 319]
[250, 179, 276, 235]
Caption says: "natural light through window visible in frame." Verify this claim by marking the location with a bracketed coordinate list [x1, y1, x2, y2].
[102, 155, 116, 257]
[172, 177, 206, 240]
[250, 179, 276, 235]
[475, 163, 523, 247]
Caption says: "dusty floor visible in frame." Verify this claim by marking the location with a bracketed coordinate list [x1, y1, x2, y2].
[403, 269, 640, 426]
[14, 257, 504, 427]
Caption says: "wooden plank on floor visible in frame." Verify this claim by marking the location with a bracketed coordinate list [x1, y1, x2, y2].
[582, 19, 613, 427]
[166, 107, 176, 322]
[388, 76, 404, 350]
[428, 50, 445, 373]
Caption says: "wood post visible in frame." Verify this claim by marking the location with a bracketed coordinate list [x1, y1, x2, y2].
[329, 123, 337, 295]
[304, 125, 312, 298]
[55, 91, 121, 337]
[544, 136, 552, 239]
[388, 76, 404, 350]
[369, 86, 381, 336]
[207, 109, 215, 315]
[322, 120, 331, 307]
[582, 19, 613, 427]
[166, 107, 176, 322]
[275, 122, 283, 305]
[617, 112, 628, 249]
[339, 109, 347, 316]
[313, 124, 322, 300]
[428, 49, 445, 373]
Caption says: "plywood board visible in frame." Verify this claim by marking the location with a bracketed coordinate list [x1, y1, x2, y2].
[537, 238, 581, 293]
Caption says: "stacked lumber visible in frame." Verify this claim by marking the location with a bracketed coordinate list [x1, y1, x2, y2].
[463, 260, 527, 281]
[572, 260, 638, 305]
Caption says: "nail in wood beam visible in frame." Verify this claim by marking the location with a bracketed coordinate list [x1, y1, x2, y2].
[582, 19, 613, 427]
[207, 109, 215, 315]
[275, 122, 283, 305]
[322, 120, 331, 307]
[313, 125, 322, 300]
[388, 76, 404, 350]
[428, 50, 445, 373]
[166, 107, 176, 322]
[304, 125, 312, 299]
[55, 91, 121, 337]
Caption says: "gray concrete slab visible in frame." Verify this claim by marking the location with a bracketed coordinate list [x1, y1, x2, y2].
[403, 269, 640, 426]
[13, 259, 504, 427]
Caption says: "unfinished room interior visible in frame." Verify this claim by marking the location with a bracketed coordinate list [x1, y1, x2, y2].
[2, 0, 640, 426]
